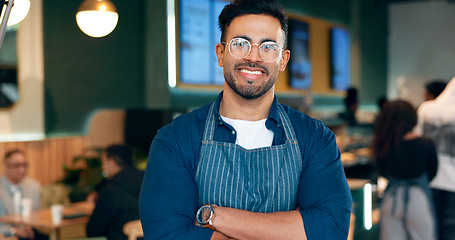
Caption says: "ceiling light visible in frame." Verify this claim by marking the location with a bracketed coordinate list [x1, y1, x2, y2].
[0, 0, 31, 26]
[76, 0, 118, 38]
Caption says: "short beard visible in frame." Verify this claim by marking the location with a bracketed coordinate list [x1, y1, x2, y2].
[223, 62, 275, 100]
[225, 73, 275, 100]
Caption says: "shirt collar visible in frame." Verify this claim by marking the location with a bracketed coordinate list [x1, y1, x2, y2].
[3, 176, 22, 195]
[213, 91, 281, 125]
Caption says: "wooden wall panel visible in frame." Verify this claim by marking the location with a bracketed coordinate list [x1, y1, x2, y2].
[0, 136, 91, 185]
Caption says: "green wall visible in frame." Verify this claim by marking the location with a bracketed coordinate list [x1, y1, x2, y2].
[43, 0, 387, 135]
[43, 0, 146, 136]
[355, 0, 388, 107]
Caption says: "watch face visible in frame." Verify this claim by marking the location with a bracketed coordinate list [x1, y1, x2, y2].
[196, 205, 212, 224]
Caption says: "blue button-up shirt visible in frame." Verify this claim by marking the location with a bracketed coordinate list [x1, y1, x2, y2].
[140, 92, 352, 240]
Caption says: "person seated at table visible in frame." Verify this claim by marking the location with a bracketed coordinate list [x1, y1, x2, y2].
[0, 149, 48, 240]
[86, 144, 144, 240]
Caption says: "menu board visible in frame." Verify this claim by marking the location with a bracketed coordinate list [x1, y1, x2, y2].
[330, 27, 350, 91]
[288, 19, 312, 90]
[179, 0, 228, 85]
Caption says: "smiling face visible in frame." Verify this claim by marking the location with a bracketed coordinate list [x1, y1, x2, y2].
[216, 14, 290, 100]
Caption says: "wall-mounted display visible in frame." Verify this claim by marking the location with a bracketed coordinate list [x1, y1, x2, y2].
[179, 0, 228, 86]
[330, 27, 350, 91]
[288, 18, 311, 90]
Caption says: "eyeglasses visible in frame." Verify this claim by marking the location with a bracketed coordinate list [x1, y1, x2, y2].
[6, 162, 28, 169]
[223, 38, 283, 62]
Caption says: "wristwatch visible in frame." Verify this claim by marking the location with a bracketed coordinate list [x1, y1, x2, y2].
[196, 204, 216, 228]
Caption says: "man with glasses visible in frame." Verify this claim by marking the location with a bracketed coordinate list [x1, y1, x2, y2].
[140, 0, 351, 239]
[0, 149, 44, 239]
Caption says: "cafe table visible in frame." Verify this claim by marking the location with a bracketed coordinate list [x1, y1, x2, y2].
[0, 201, 94, 240]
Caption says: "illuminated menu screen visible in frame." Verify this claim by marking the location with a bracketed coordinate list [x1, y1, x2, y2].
[179, 0, 228, 85]
[288, 19, 311, 90]
[330, 27, 350, 91]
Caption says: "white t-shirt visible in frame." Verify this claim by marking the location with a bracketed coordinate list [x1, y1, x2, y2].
[415, 76, 455, 192]
[221, 116, 274, 149]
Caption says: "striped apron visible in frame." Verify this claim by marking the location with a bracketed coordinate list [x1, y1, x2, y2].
[196, 103, 302, 213]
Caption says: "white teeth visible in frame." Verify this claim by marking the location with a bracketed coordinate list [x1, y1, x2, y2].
[240, 69, 262, 75]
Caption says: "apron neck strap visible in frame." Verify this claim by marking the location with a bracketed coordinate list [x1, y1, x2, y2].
[202, 102, 298, 141]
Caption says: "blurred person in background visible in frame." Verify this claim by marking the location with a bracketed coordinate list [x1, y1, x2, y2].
[86, 144, 144, 240]
[339, 87, 359, 126]
[415, 76, 455, 240]
[376, 96, 388, 112]
[0, 150, 47, 240]
[424, 80, 447, 101]
[373, 100, 438, 240]
[374, 95, 388, 124]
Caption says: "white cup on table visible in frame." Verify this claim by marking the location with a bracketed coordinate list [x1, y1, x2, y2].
[50, 204, 63, 224]
[21, 198, 32, 218]
[12, 191, 21, 215]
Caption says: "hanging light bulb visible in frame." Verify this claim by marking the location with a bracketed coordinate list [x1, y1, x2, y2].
[76, 0, 118, 38]
[0, 0, 31, 26]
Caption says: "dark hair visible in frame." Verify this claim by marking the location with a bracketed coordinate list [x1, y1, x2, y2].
[376, 96, 388, 111]
[344, 87, 358, 107]
[4, 149, 25, 162]
[106, 144, 133, 169]
[425, 80, 447, 99]
[218, 0, 288, 48]
[372, 100, 417, 161]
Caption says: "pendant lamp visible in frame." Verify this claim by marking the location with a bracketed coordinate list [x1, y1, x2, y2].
[76, 0, 118, 38]
[0, 0, 31, 26]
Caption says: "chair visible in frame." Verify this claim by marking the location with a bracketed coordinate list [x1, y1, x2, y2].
[123, 220, 143, 240]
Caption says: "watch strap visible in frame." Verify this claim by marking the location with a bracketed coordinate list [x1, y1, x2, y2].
[196, 204, 217, 230]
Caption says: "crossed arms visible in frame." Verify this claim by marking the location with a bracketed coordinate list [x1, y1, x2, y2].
[139, 117, 351, 240]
